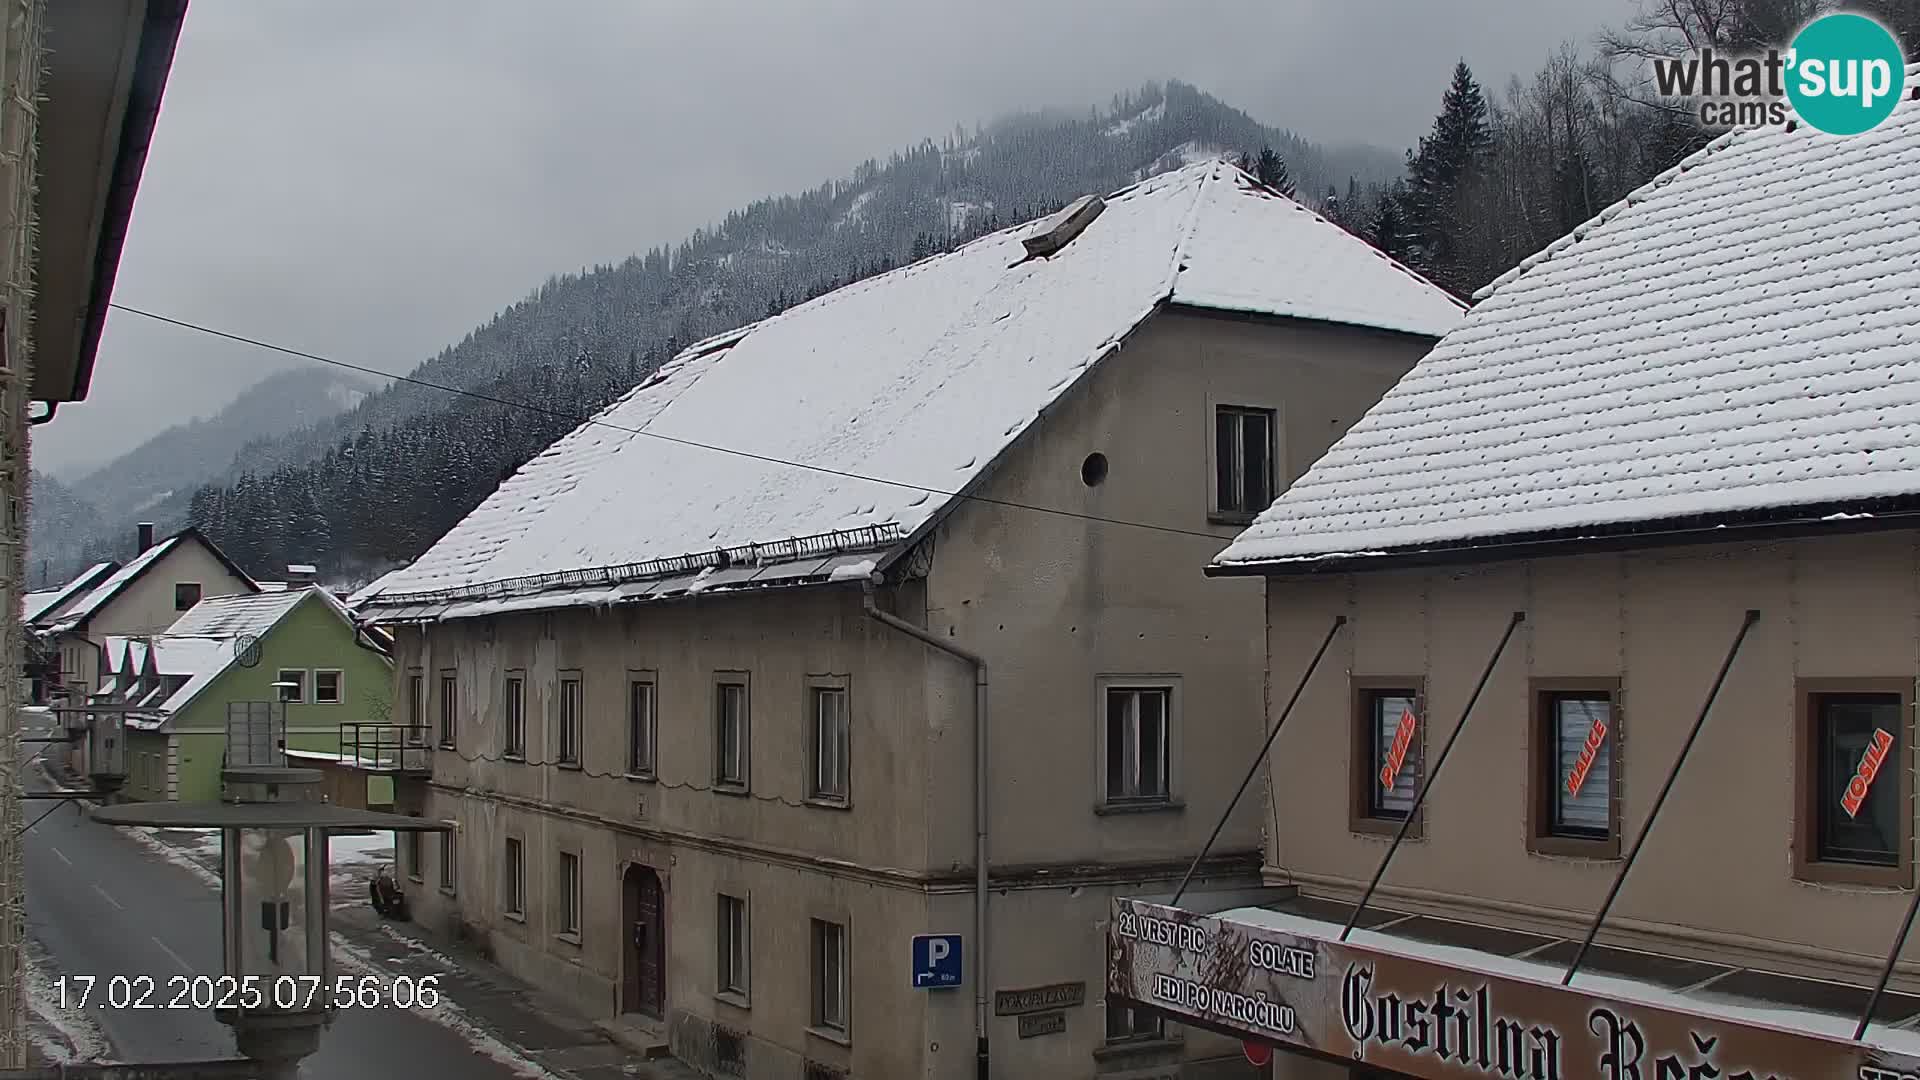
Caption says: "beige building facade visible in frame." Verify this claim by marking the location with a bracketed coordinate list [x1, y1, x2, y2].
[390, 310, 1440, 1079]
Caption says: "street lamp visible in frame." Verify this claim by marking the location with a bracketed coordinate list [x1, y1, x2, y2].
[87, 765, 449, 1079]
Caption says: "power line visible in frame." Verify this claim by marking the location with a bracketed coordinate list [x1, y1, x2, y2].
[108, 303, 1238, 544]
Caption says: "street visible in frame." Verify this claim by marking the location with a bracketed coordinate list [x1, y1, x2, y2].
[19, 735, 538, 1078]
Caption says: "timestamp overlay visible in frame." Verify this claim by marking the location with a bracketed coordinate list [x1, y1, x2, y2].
[56, 974, 443, 1012]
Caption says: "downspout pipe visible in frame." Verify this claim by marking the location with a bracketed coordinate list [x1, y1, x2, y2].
[862, 580, 990, 1080]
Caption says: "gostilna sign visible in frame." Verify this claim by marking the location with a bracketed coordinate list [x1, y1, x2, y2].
[1109, 897, 1920, 1080]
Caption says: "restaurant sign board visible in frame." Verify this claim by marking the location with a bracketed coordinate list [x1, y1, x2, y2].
[1108, 897, 1920, 1080]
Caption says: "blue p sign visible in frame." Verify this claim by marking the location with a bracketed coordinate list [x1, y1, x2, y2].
[912, 933, 963, 988]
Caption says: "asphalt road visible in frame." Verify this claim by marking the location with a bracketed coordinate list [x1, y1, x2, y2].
[20, 732, 529, 1078]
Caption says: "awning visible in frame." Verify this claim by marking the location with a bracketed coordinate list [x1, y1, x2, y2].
[1109, 889, 1920, 1080]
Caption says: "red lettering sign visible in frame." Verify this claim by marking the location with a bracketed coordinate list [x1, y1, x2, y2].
[1841, 728, 1895, 818]
[1565, 718, 1610, 799]
[1379, 707, 1417, 792]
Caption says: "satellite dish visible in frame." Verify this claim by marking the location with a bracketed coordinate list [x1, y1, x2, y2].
[235, 634, 262, 668]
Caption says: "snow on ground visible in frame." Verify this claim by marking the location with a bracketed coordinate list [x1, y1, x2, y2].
[839, 189, 875, 229]
[1105, 101, 1165, 137]
[24, 937, 112, 1064]
[329, 933, 558, 1080]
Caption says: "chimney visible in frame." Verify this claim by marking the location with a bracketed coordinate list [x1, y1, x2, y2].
[287, 563, 318, 585]
[136, 522, 155, 553]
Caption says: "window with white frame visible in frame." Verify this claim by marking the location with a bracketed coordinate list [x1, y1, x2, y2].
[810, 918, 847, 1033]
[810, 684, 849, 804]
[628, 678, 656, 777]
[718, 893, 749, 998]
[503, 837, 524, 916]
[1105, 685, 1172, 803]
[558, 674, 583, 765]
[313, 669, 343, 705]
[715, 678, 749, 788]
[276, 669, 306, 704]
[438, 671, 457, 748]
[438, 828, 457, 893]
[1213, 404, 1276, 518]
[504, 673, 526, 758]
[558, 852, 581, 937]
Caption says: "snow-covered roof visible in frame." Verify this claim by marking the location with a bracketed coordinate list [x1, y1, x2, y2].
[168, 589, 308, 638]
[287, 564, 317, 575]
[25, 562, 118, 626]
[1215, 70, 1920, 570]
[47, 530, 259, 633]
[344, 569, 403, 610]
[372, 161, 1462, 612]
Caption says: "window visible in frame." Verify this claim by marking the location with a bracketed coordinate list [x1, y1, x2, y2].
[405, 825, 423, 882]
[715, 677, 749, 790]
[439, 671, 457, 748]
[809, 684, 849, 804]
[1106, 1003, 1165, 1043]
[558, 674, 583, 766]
[1351, 680, 1424, 837]
[173, 582, 202, 611]
[1104, 685, 1172, 804]
[503, 838, 524, 917]
[313, 670, 343, 705]
[407, 673, 425, 745]
[275, 669, 307, 704]
[1529, 681, 1622, 858]
[1213, 405, 1276, 519]
[438, 828, 457, 894]
[628, 678, 656, 777]
[717, 893, 749, 999]
[1796, 679, 1914, 887]
[558, 853, 581, 937]
[504, 674, 526, 758]
[810, 919, 847, 1034]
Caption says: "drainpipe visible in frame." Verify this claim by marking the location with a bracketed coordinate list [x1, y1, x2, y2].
[861, 579, 990, 1080]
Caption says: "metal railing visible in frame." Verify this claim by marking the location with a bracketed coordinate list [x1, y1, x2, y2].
[339, 723, 432, 773]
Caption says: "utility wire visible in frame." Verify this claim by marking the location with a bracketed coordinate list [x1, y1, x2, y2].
[108, 303, 1240, 545]
[17, 800, 69, 837]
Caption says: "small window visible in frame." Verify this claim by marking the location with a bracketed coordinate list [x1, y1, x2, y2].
[407, 673, 425, 744]
[1529, 682, 1622, 857]
[439, 828, 457, 894]
[174, 582, 202, 611]
[1352, 681, 1423, 836]
[1106, 1002, 1165, 1043]
[1213, 405, 1276, 518]
[503, 837, 524, 916]
[439, 672, 457, 748]
[313, 670, 343, 705]
[718, 893, 749, 998]
[1105, 686, 1172, 804]
[405, 825, 424, 883]
[810, 918, 847, 1033]
[809, 685, 849, 804]
[628, 678, 656, 777]
[558, 674, 583, 766]
[504, 674, 526, 758]
[275, 669, 307, 704]
[1796, 680, 1913, 887]
[558, 852, 581, 937]
[715, 678, 749, 789]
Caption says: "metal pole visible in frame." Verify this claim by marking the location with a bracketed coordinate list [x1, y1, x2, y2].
[1562, 609, 1760, 986]
[1342, 611, 1526, 941]
[0, 1060, 276, 1079]
[1856, 883, 1920, 1040]
[1171, 616, 1346, 907]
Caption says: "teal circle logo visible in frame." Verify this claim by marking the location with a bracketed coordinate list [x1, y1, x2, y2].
[1786, 13, 1907, 135]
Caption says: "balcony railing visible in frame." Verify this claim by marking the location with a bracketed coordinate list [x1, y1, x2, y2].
[339, 723, 432, 774]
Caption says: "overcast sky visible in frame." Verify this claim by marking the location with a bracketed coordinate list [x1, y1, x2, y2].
[33, 0, 1636, 477]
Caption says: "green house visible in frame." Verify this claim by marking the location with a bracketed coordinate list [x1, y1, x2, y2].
[105, 587, 395, 803]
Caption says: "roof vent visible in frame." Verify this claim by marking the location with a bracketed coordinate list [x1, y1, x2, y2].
[1022, 194, 1105, 259]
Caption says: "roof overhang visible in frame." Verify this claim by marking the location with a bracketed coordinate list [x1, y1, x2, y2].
[33, 0, 188, 405]
[1207, 496, 1920, 579]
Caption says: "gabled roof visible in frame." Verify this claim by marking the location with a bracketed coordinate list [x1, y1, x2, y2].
[25, 562, 119, 626]
[167, 589, 308, 638]
[1215, 69, 1920, 573]
[48, 528, 258, 633]
[370, 161, 1462, 616]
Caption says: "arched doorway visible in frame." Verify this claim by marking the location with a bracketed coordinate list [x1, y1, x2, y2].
[621, 864, 665, 1018]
